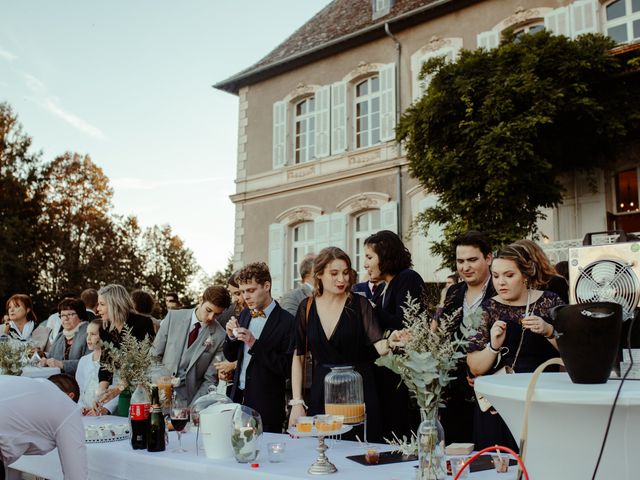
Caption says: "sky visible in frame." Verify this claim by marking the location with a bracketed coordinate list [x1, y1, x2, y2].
[0, 0, 331, 275]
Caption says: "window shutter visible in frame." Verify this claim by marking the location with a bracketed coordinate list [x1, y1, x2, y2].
[314, 86, 331, 158]
[272, 101, 287, 169]
[329, 212, 347, 250]
[544, 6, 571, 37]
[380, 201, 398, 233]
[330, 81, 347, 155]
[476, 30, 499, 50]
[570, 0, 598, 38]
[314, 214, 332, 252]
[268, 223, 286, 299]
[379, 63, 396, 142]
[412, 47, 457, 102]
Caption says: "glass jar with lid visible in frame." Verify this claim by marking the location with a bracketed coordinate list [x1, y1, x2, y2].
[324, 365, 365, 424]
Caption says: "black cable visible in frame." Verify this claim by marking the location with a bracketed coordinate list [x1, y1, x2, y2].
[591, 311, 637, 480]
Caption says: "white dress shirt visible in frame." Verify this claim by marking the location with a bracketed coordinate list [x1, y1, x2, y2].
[0, 376, 87, 480]
[239, 299, 276, 390]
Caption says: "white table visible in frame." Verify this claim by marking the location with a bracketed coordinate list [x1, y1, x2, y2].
[475, 372, 640, 480]
[9, 416, 518, 479]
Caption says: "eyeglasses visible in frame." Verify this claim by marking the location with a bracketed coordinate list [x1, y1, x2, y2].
[60, 312, 78, 320]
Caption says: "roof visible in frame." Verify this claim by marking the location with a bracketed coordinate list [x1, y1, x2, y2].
[214, 0, 471, 94]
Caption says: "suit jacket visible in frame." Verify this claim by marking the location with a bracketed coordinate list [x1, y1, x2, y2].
[151, 308, 226, 403]
[47, 321, 89, 375]
[279, 284, 312, 317]
[223, 301, 294, 429]
[352, 281, 385, 300]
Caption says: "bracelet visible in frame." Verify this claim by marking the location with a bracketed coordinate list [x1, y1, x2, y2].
[288, 399, 308, 409]
[545, 327, 560, 340]
[487, 343, 500, 354]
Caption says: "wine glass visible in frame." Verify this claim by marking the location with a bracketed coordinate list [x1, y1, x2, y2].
[170, 395, 190, 453]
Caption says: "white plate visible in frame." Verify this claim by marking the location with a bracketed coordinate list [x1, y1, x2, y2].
[86, 433, 129, 444]
[287, 424, 352, 437]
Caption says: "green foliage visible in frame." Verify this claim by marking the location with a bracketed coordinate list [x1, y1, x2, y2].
[397, 32, 640, 266]
[101, 326, 154, 388]
[0, 339, 28, 375]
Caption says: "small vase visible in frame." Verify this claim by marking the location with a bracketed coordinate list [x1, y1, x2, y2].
[116, 387, 132, 417]
[231, 405, 263, 463]
[417, 409, 446, 480]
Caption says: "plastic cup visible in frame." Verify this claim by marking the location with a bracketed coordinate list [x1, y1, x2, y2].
[296, 416, 313, 433]
[450, 456, 469, 479]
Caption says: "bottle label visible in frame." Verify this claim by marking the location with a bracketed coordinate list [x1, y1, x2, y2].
[130, 403, 150, 420]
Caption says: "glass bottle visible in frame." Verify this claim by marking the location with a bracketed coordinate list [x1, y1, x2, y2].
[129, 383, 150, 450]
[147, 385, 166, 452]
[323, 366, 365, 424]
[417, 409, 446, 480]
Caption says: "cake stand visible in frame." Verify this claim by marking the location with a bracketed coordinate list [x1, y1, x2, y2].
[288, 425, 352, 474]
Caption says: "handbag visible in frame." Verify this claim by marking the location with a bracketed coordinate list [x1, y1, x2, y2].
[477, 290, 533, 412]
[301, 297, 314, 394]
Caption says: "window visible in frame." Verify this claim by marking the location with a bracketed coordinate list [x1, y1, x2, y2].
[604, 0, 640, 44]
[355, 77, 381, 149]
[615, 168, 639, 213]
[372, 0, 393, 19]
[353, 210, 381, 280]
[291, 222, 315, 288]
[294, 97, 315, 164]
[513, 23, 545, 40]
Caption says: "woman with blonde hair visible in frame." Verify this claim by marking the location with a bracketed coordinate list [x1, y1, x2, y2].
[467, 242, 564, 451]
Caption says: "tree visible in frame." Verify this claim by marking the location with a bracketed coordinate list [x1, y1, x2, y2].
[0, 103, 43, 306]
[140, 224, 198, 304]
[397, 32, 640, 266]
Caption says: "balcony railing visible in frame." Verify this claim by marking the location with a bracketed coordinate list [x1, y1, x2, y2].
[540, 232, 640, 264]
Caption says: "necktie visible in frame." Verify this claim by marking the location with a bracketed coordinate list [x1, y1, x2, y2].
[188, 322, 201, 348]
[250, 309, 265, 318]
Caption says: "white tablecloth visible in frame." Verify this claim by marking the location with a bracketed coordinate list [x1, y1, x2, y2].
[9, 416, 517, 479]
[21, 366, 60, 378]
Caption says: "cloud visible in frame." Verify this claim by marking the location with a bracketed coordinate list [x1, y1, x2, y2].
[23, 73, 45, 93]
[0, 47, 17, 62]
[42, 97, 107, 140]
[112, 176, 232, 190]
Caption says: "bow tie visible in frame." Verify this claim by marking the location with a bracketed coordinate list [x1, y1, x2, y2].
[250, 309, 265, 318]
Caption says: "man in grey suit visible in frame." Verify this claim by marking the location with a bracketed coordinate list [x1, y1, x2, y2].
[151, 286, 230, 403]
[279, 254, 315, 316]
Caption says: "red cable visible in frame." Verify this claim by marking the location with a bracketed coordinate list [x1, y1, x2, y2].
[452, 445, 529, 480]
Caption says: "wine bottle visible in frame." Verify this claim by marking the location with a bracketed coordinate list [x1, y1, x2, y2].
[147, 385, 166, 452]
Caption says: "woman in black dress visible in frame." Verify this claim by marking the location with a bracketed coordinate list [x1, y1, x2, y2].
[467, 243, 564, 451]
[364, 230, 424, 440]
[288, 247, 397, 442]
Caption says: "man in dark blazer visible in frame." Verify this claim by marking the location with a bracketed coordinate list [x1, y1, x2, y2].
[351, 279, 384, 300]
[151, 286, 230, 403]
[438, 230, 495, 444]
[223, 262, 294, 433]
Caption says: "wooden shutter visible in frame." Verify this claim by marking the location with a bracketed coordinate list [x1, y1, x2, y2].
[412, 47, 457, 101]
[330, 81, 347, 154]
[314, 214, 332, 252]
[571, 0, 598, 38]
[314, 86, 330, 158]
[329, 212, 347, 250]
[477, 30, 499, 50]
[268, 223, 286, 299]
[272, 101, 287, 169]
[544, 6, 571, 37]
[379, 63, 396, 142]
[380, 201, 398, 233]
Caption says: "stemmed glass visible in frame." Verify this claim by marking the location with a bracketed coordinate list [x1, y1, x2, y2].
[170, 395, 190, 453]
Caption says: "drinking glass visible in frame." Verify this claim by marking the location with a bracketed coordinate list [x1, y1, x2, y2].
[170, 395, 190, 453]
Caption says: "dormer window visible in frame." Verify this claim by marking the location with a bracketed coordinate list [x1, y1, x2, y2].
[372, 0, 393, 20]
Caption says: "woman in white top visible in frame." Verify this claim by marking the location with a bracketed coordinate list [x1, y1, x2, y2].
[3, 293, 37, 341]
[76, 319, 119, 415]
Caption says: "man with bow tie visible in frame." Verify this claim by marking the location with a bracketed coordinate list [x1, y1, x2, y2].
[224, 262, 295, 433]
[151, 286, 230, 403]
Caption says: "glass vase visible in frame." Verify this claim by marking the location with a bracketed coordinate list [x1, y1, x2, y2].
[231, 405, 263, 463]
[417, 409, 446, 480]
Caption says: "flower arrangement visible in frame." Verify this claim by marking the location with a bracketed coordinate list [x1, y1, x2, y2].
[101, 326, 154, 389]
[0, 338, 27, 375]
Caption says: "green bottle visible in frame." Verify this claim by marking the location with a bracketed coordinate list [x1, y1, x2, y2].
[147, 385, 166, 452]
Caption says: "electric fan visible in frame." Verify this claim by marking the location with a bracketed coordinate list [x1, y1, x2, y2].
[569, 243, 640, 321]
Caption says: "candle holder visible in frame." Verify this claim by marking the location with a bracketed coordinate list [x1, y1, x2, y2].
[268, 442, 286, 463]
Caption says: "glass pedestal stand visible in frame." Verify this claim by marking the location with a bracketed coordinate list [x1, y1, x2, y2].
[288, 425, 352, 475]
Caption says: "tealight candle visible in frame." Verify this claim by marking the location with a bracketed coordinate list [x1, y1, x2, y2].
[450, 456, 469, 479]
[268, 442, 285, 463]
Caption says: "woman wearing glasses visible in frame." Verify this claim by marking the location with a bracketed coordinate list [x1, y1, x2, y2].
[40, 298, 89, 375]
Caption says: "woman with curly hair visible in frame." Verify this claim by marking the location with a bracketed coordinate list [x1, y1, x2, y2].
[467, 242, 564, 451]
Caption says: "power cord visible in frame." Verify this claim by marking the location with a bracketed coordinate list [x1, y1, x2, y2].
[591, 311, 637, 480]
